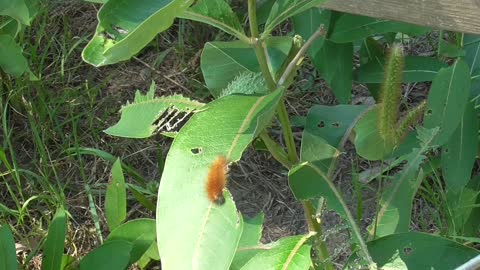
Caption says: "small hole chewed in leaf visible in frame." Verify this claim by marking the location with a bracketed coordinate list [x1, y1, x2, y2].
[331, 122, 340, 128]
[403, 246, 413, 255]
[191, 147, 202, 155]
[318, 121, 325, 128]
[426, 109, 433, 116]
[154, 106, 194, 134]
[111, 24, 129, 35]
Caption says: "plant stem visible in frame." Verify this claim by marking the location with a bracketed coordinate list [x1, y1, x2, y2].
[277, 103, 299, 163]
[247, 0, 298, 163]
[277, 25, 326, 87]
[247, 2, 330, 267]
[303, 201, 334, 270]
[247, 0, 259, 38]
[259, 132, 292, 169]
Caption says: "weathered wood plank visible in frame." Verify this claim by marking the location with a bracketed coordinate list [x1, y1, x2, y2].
[321, 0, 480, 35]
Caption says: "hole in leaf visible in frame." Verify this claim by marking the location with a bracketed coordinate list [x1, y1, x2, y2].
[403, 246, 413, 255]
[191, 148, 202, 155]
[426, 109, 432, 116]
[111, 24, 129, 35]
[154, 106, 194, 134]
[331, 122, 340, 128]
[444, 148, 449, 153]
[318, 121, 325, 128]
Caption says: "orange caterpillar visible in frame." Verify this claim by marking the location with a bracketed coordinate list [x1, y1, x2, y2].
[206, 156, 228, 205]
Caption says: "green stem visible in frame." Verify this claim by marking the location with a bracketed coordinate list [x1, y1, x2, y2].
[304, 201, 334, 270]
[247, 0, 298, 163]
[248, 0, 259, 38]
[259, 132, 292, 169]
[277, 103, 299, 163]
[246, 2, 329, 267]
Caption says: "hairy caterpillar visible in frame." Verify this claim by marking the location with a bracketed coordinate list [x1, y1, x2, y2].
[205, 156, 228, 205]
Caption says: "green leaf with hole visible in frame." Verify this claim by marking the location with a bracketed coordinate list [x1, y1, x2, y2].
[82, 0, 193, 66]
[0, 224, 16, 270]
[42, 207, 67, 270]
[157, 89, 284, 270]
[301, 104, 368, 163]
[423, 60, 471, 145]
[201, 37, 292, 97]
[105, 82, 205, 138]
[292, 8, 330, 57]
[179, 0, 245, 40]
[231, 213, 264, 270]
[105, 159, 127, 231]
[240, 235, 313, 270]
[368, 232, 479, 269]
[329, 14, 430, 43]
[262, 0, 326, 38]
[356, 56, 447, 83]
[0, 34, 29, 77]
[313, 40, 353, 103]
[79, 240, 133, 270]
[106, 219, 156, 264]
[0, 0, 29, 26]
[369, 128, 438, 238]
[441, 103, 478, 191]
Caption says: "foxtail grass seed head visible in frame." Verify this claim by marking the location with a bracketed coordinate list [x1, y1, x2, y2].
[378, 44, 404, 144]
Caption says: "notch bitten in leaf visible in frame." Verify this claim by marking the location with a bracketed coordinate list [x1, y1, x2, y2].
[105, 81, 204, 138]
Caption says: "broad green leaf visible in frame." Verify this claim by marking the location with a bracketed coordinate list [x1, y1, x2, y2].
[201, 37, 292, 97]
[0, 34, 29, 77]
[301, 104, 367, 163]
[313, 40, 353, 103]
[179, 0, 245, 40]
[463, 34, 480, 75]
[60, 255, 75, 270]
[329, 14, 430, 43]
[42, 207, 67, 270]
[257, 0, 275, 24]
[368, 232, 480, 269]
[105, 159, 127, 231]
[106, 219, 156, 264]
[446, 176, 480, 236]
[359, 37, 385, 100]
[157, 89, 284, 270]
[355, 56, 447, 83]
[0, 18, 19, 37]
[79, 240, 132, 270]
[438, 39, 465, 58]
[441, 103, 478, 191]
[288, 162, 372, 264]
[423, 60, 471, 145]
[219, 72, 268, 98]
[240, 235, 313, 270]
[82, 0, 193, 66]
[0, 224, 17, 270]
[105, 82, 205, 138]
[0, 0, 29, 25]
[370, 128, 438, 238]
[231, 213, 264, 270]
[292, 8, 330, 57]
[262, 0, 326, 38]
[354, 106, 396, 160]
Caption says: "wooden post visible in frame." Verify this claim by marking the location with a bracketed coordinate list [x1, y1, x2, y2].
[322, 0, 480, 35]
